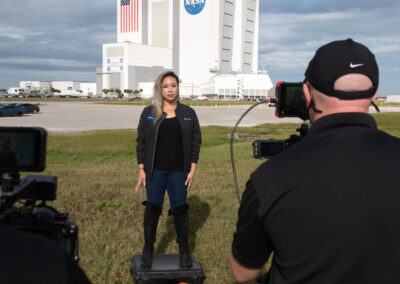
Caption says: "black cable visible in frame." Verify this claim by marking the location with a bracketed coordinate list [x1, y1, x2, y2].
[371, 101, 380, 113]
[230, 101, 269, 204]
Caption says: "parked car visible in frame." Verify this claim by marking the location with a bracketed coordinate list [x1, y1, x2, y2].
[16, 103, 40, 114]
[0, 105, 26, 117]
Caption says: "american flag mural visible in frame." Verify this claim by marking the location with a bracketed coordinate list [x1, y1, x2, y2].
[120, 0, 139, 33]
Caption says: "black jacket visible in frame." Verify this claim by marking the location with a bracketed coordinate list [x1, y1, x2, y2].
[136, 103, 201, 179]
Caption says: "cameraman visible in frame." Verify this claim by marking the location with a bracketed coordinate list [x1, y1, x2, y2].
[228, 39, 400, 283]
[0, 225, 91, 283]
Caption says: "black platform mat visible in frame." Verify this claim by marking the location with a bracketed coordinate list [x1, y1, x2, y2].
[131, 254, 205, 284]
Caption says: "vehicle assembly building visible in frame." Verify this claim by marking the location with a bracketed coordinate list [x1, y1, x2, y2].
[97, 0, 273, 100]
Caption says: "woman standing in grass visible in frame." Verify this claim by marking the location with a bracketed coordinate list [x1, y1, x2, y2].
[135, 71, 201, 269]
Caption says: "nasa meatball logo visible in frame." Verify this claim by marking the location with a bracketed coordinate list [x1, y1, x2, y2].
[184, 0, 206, 15]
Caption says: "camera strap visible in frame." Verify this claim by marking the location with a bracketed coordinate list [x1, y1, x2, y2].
[310, 100, 322, 114]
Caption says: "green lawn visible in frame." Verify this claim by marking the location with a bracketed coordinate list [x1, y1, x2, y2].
[22, 112, 400, 283]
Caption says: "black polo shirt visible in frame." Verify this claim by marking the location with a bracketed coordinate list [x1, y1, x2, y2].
[232, 112, 400, 284]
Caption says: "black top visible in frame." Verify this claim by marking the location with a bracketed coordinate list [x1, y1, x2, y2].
[232, 112, 400, 284]
[0, 225, 91, 284]
[154, 117, 184, 171]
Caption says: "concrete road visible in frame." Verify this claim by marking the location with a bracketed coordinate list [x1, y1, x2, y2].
[0, 102, 396, 133]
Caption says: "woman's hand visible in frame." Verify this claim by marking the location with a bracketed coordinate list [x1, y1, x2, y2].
[185, 163, 197, 192]
[135, 168, 146, 191]
[185, 171, 195, 192]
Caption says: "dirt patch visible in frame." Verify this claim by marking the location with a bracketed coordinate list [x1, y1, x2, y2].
[228, 132, 275, 140]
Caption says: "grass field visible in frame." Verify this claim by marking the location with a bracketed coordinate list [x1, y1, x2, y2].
[27, 112, 400, 283]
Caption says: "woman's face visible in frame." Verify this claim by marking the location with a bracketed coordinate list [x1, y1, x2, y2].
[161, 75, 178, 103]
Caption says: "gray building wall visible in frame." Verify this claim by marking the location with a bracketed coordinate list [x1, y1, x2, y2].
[98, 64, 169, 94]
[96, 71, 120, 92]
[96, 67, 103, 95]
[151, 1, 169, 48]
[109, 73, 121, 89]
[127, 66, 169, 90]
[241, 0, 256, 73]
[142, 0, 148, 45]
[220, 0, 235, 73]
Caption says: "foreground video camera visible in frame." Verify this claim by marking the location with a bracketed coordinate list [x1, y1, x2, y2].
[253, 81, 309, 159]
[231, 81, 310, 203]
[0, 127, 79, 262]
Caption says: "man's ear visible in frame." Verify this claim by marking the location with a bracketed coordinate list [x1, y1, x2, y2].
[303, 83, 311, 108]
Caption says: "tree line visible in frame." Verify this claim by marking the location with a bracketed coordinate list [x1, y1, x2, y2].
[102, 88, 143, 99]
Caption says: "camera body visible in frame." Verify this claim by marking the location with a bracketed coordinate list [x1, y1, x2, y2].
[253, 82, 309, 159]
[0, 127, 79, 262]
[275, 81, 308, 120]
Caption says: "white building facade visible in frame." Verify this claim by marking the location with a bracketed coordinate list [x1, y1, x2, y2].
[51, 81, 96, 96]
[9, 81, 96, 97]
[387, 95, 400, 103]
[19, 81, 51, 93]
[97, 0, 272, 99]
[7, 87, 21, 95]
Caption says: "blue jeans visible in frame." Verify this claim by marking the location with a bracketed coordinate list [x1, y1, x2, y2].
[146, 169, 188, 208]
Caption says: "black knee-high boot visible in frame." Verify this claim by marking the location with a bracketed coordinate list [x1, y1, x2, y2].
[169, 204, 192, 268]
[141, 201, 162, 268]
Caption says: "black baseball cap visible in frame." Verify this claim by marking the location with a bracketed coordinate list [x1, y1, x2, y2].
[305, 38, 379, 100]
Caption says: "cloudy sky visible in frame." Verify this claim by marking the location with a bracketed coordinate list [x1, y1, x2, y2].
[1, 0, 399, 95]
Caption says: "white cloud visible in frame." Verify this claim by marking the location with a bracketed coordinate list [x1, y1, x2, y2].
[257, 3, 400, 95]
[0, 57, 94, 69]
[259, 50, 312, 71]
[0, 27, 45, 41]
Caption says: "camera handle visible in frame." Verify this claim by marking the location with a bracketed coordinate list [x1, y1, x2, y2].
[297, 123, 308, 137]
[1, 176, 35, 198]
[0, 172, 22, 211]
[284, 123, 309, 148]
[0, 172, 20, 190]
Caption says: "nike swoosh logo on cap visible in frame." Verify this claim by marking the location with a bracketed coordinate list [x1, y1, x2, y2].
[350, 63, 364, 68]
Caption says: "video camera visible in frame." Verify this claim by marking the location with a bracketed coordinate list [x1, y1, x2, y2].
[253, 82, 309, 159]
[230, 81, 310, 203]
[0, 127, 79, 262]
